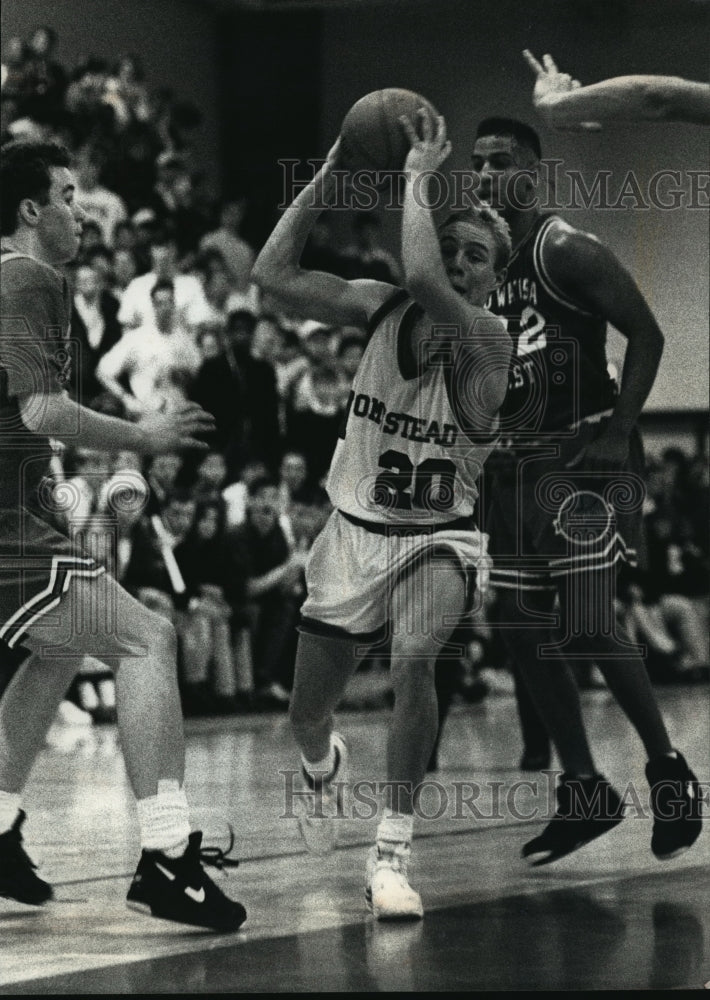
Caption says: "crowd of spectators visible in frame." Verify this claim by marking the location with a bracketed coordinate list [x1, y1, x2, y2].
[2, 28, 707, 725]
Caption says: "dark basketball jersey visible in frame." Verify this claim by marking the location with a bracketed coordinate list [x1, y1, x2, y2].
[327, 290, 497, 524]
[0, 251, 72, 509]
[485, 214, 617, 438]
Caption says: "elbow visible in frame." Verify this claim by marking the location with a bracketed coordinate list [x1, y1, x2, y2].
[251, 255, 286, 293]
[250, 257, 269, 288]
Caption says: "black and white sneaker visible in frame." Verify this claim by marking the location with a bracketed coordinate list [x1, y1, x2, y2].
[645, 751, 703, 860]
[126, 828, 246, 932]
[0, 810, 53, 905]
[522, 774, 624, 866]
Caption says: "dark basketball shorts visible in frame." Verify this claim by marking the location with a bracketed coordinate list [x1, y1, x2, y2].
[0, 506, 104, 655]
[484, 417, 646, 593]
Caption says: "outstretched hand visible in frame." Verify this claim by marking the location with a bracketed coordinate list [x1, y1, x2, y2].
[523, 49, 602, 132]
[138, 401, 216, 454]
[400, 108, 452, 173]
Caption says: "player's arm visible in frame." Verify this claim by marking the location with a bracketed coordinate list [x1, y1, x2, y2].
[400, 111, 512, 423]
[542, 221, 664, 464]
[251, 139, 394, 328]
[18, 389, 215, 455]
[1, 272, 213, 455]
[524, 50, 710, 127]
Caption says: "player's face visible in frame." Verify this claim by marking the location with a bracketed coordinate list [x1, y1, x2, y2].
[36, 167, 86, 265]
[438, 221, 503, 305]
[470, 135, 536, 216]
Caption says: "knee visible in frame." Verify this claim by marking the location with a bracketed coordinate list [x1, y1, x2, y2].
[389, 640, 436, 693]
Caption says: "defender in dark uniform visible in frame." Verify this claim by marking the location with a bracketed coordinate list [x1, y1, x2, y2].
[0, 141, 246, 931]
[471, 118, 701, 864]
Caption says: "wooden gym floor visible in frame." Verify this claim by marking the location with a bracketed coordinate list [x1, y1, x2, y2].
[1, 682, 708, 993]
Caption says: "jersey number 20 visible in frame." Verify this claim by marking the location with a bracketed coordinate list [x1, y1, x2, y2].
[373, 449, 457, 513]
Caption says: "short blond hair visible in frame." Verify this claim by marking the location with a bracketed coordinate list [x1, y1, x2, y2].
[439, 206, 512, 271]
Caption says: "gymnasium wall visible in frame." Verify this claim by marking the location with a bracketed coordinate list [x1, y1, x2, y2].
[319, 0, 709, 413]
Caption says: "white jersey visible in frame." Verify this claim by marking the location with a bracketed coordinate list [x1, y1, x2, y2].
[327, 290, 497, 525]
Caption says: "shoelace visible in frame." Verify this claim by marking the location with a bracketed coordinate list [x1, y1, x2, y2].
[377, 844, 410, 876]
[199, 824, 240, 869]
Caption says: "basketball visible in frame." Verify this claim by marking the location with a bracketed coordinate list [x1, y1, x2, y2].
[339, 88, 440, 173]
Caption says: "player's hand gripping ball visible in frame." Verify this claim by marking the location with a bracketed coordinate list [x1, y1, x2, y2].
[340, 88, 440, 173]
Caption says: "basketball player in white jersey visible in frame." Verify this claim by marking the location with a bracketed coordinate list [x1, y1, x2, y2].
[252, 110, 513, 919]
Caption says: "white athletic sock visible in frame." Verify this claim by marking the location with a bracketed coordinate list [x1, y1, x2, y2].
[0, 791, 22, 834]
[377, 810, 414, 850]
[97, 678, 116, 709]
[136, 779, 190, 857]
[302, 736, 337, 780]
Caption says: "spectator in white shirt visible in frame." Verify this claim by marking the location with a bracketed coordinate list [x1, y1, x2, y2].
[117, 230, 207, 330]
[186, 251, 258, 337]
[199, 200, 255, 292]
[97, 279, 202, 416]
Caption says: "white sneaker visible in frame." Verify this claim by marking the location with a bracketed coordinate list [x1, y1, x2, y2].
[365, 843, 423, 920]
[294, 733, 348, 856]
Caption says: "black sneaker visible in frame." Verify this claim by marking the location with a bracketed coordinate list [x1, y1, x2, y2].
[522, 774, 624, 866]
[645, 751, 702, 860]
[0, 810, 53, 905]
[126, 828, 246, 932]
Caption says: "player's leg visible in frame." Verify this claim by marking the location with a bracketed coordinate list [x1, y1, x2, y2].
[493, 584, 625, 865]
[0, 645, 83, 905]
[0, 649, 84, 795]
[289, 630, 360, 761]
[387, 553, 466, 813]
[19, 573, 186, 798]
[287, 510, 382, 855]
[512, 662, 551, 770]
[366, 552, 466, 921]
[2, 572, 245, 929]
[495, 584, 597, 775]
[557, 578, 672, 758]
[557, 576, 702, 859]
[287, 629, 359, 855]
